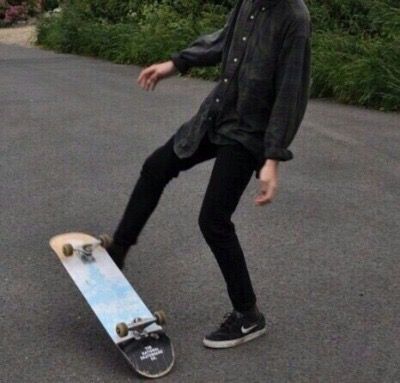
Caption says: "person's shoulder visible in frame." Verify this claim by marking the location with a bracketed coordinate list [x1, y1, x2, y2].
[284, 0, 310, 21]
[282, 0, 311, 37]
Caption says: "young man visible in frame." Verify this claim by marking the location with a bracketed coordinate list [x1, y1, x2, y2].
[107, 0, 311, 348]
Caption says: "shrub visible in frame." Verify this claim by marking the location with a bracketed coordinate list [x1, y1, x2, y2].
[311, 32, 400, 110]
[0, 0, 42, 26]
[1, 3, 28, 26]
[36, 0, 400, 111]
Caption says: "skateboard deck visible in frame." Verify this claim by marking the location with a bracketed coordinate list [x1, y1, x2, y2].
[49, 232, 175, 378]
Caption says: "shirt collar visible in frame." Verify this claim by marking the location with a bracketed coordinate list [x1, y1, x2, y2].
[252, 0, 283, 8]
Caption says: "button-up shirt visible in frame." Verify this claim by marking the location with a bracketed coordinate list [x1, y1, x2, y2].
[170, 0, 311, 178]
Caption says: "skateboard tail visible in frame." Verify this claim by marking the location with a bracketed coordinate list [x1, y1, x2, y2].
[118, 333, 175, 378]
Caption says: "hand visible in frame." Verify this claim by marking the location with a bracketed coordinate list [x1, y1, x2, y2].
[254, 160, 279, 206]
[137, 60, 178, 91]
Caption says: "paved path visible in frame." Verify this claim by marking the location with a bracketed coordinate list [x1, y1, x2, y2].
[1, 43, 399, 383]
[0, 24, 37, 47]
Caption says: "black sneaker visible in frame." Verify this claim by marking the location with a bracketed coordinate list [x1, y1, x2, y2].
[203, 309, 266, 348]
[106, 241, 129, 270]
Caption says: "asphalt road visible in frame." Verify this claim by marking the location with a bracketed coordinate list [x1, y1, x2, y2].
[1, 43, 399, 383]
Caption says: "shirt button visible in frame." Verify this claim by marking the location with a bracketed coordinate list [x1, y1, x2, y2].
[224, 78, 228, 83]
[242, 36, 247, 42]
[233, 58, 238, 63]
[215, 98, 220, 103]
[250, 15, 254, 20]
[261, 7, 266, 11]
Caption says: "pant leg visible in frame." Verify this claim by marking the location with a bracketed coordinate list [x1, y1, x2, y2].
[198, 142, 258, 312]
[113, 132, 218, 248]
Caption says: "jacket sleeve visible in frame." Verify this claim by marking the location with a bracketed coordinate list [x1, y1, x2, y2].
[263, 18, 312, 162]
[170, 8, 235, 75]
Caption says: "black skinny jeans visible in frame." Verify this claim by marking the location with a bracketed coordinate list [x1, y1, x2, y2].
[113, 131, 258, 312]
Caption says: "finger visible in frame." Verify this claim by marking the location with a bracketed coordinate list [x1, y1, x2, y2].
[264, 189, 274, 204]
[138, 73, 147, 89]
[150, 75, 159, 91]
[137, 68, 148, 84]
[138, 67, 153, 88]
[143, 77, 150, 91]
[142, 65, 154, 78]
[254, 184, 276, 205]
[146, 74, 156, 90]
[145, 77, 153, 91]
[254, 188, 267, 204]
[263, 184, 277, 204]
[254, 192, 270, 206]
[143, 71, 154, 90]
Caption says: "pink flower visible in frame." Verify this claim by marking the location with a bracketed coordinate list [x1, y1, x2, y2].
[4, 4, 27, 23]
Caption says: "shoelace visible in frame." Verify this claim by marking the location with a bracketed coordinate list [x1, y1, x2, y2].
[220, 311, 240, 331]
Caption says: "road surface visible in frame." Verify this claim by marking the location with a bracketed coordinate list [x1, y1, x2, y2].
[1, 43, 399, 382]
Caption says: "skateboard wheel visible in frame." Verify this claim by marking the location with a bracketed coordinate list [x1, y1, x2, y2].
[98, 234, 112, 249]
[116, 322, 129, 338]
[154, 310, 167, 325]
[62, 244, 74, 257]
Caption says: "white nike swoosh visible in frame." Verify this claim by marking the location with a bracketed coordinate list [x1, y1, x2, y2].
[241, 324, 258, 334]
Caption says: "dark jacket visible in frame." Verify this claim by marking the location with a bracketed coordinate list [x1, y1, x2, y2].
[170, 0, 312, 178]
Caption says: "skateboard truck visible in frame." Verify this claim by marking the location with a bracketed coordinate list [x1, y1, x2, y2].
[116, 311, 167, 339]
[62, 234, 112, 262]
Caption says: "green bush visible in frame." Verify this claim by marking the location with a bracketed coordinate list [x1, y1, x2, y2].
[36, 0, 400, 111]
[79, 0, 141, 23]
[309, 1, 399, 110]
[37, 1, 226, 67]
[312, 32, 400, 110]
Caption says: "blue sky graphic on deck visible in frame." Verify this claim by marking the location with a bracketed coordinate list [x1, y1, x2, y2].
[70, 251, 153, 342]
[85, 266, 150, 338]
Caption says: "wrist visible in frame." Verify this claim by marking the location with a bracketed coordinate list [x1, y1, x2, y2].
[168, 60, 179, 74]
[264, 159, 279, 167]
[170, 54, 190, 75]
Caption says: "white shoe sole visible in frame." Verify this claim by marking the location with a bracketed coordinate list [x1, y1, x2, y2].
[202, 328, 266, 349]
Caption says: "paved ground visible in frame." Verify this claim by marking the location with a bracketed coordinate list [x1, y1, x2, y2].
[1, 43, 399, 383]
[0, 24, 37, 47]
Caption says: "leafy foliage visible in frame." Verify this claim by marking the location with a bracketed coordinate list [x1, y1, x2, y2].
[36, 0, 400, 111]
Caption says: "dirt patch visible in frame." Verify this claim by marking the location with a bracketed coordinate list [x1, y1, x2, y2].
[0, 24, 37, 47]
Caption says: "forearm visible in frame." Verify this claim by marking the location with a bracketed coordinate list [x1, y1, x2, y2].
[170, 27, 227, 73]
[263, 30, 311, 162]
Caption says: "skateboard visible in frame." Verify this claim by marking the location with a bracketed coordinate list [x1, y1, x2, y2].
[49, 232, 175, 379]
